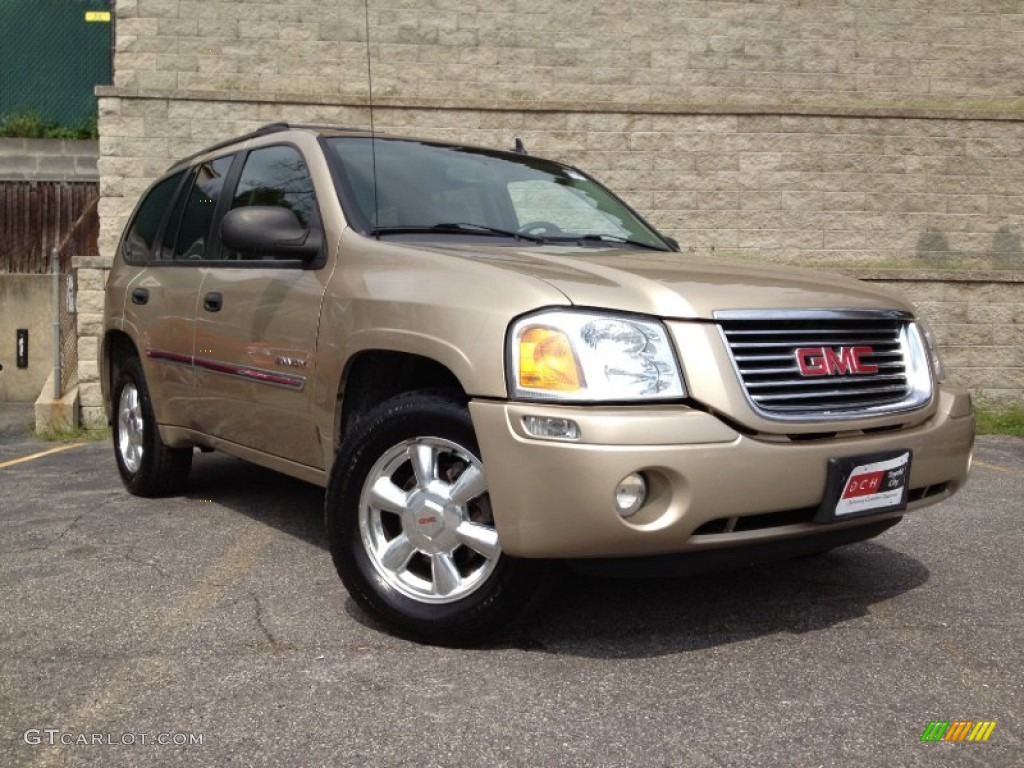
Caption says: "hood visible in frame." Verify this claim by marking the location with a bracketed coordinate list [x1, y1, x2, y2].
[417, 243, 912, 320]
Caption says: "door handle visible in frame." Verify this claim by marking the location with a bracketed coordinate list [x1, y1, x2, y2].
[131, 288, 149, 305]
[203, 292, 223, 312]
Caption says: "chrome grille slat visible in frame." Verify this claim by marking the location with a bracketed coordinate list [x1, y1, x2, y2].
[739, 365, 906, 377]
[718, 314, 913, 418]
[759, 397, 913, 412]
[746, 374, 908, 390]
[727, 340, 898, 349]
[752, 384, 911, 402]
[726, 333, 894, 338]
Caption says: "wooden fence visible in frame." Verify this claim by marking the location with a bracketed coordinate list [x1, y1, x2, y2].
[0, 181, 99, 273]
[1, 180, 99, 396]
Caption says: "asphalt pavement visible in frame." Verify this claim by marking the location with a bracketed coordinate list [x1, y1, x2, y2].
[0, 401, 1021, 767]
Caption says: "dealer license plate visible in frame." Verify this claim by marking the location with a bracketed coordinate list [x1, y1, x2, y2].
[815, 450, 912, 523]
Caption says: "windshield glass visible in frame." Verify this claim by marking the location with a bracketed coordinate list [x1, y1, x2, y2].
[325, 137, 669, 249]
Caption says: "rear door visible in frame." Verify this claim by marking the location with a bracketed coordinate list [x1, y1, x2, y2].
[191, 143, 330, 468]
[116, 169, 203, 429]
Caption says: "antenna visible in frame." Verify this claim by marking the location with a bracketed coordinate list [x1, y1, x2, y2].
[364, 0, 380, 235]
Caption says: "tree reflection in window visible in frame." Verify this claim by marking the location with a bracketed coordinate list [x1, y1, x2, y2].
[167, 154, 233, 260]
[221, 145, 318, 261]
[230, 146, 316, 227]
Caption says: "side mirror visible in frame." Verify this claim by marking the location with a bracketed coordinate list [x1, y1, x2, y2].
[220, 206, 322, 260]
[663, 236, 680, 252]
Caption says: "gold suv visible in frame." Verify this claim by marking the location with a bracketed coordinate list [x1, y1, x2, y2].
[102, 123, 974, 644]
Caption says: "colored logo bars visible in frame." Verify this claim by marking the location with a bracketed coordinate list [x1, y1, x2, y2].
[921, 721, 997, 742]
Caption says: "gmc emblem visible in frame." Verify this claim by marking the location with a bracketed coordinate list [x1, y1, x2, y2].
[795, 346, 879, 376]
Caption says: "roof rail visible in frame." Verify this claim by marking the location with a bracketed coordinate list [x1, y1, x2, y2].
[166, 122, 292, 171]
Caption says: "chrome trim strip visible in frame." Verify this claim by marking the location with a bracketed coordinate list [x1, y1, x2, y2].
[147, 349, 306, 391]
[147, 349, 192, 366]
[714, 308, 914, 321]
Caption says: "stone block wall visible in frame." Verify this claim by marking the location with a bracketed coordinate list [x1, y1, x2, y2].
[94, 102, 1024, 273]
[114, 0, 1024, 112]
[81, 0, 1024, 422]
[864, 272, 1024, 405]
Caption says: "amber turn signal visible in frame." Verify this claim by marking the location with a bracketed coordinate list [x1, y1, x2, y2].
[518, 326, 584, 391]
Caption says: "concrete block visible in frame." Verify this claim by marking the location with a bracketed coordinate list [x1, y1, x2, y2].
[80, 405, 108, 429]
[34, 375, 80, 432]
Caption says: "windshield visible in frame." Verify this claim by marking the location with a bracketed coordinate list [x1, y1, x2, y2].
[325, 137, 670, 250]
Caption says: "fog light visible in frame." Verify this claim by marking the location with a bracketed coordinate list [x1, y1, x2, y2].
[522, 415, 580, 440]
[614, 473, 647, 518]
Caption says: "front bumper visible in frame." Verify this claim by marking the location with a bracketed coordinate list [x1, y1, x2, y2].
[469, 387, 973, 558]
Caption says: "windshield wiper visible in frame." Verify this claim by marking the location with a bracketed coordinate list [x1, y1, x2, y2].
[371, 223, 544, 242]
[573, 233, 668, 251]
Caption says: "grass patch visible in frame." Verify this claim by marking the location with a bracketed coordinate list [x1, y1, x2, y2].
[0, 110, 98, 140]
[31, 423, 110, 444]
[974, 403, 1024, 437]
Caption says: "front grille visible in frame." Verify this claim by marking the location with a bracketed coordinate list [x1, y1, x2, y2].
[717, 310, 919, 418]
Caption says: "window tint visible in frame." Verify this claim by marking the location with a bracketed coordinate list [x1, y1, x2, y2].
[122, 171, 185, 263]
[326, 138, 667, 249]
[165, 155, 234, 261]
[222, 145, 317, 261]
[231, 145, 316, 226]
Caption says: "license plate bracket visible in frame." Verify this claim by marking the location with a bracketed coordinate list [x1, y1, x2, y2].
[815, 449, 912, 523]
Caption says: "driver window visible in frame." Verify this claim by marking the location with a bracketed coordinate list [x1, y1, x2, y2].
[223, 145, 319, 261]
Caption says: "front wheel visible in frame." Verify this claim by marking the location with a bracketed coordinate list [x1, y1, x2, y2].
[326, 392, 545, 646]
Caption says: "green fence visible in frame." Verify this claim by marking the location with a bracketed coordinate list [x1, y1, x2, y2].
[0, 0, 112, 129]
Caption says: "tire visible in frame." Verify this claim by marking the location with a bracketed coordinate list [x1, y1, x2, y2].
[111, 356, 192, 497]
[326, 391, 545, 646]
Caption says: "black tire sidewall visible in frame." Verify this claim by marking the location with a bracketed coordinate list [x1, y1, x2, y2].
[111, 356, 190, 496]
[326, 392, 539, 645]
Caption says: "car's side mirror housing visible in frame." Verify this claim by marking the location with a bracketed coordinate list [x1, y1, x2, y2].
[220, 206, 322, 260]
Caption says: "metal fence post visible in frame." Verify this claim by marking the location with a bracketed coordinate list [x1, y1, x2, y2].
[52, 247, 61, 399]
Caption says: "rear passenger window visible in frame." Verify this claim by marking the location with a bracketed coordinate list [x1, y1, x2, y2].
[163, 155, 234, 260]
[122, 171, 185, 263]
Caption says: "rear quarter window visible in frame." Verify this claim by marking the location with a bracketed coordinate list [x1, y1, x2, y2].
[162, 155, 235, 261]
[121, 171, 186, 264]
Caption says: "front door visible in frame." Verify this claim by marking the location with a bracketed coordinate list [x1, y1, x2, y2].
[191, 143, 330, 469]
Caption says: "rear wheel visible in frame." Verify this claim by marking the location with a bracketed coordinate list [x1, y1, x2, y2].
[326, 391, 545, 645]
[112, 356, 192, 496]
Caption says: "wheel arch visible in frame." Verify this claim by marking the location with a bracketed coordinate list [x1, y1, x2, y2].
[335, 350, 468, 449]
[102, 330, 141, 425]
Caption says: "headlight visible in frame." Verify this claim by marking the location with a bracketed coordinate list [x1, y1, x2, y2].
[915, 318, 945, 382]
[508, 310, 686, 401]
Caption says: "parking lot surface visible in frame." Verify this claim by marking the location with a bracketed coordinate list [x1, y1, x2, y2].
[1, 402, 1021, 767]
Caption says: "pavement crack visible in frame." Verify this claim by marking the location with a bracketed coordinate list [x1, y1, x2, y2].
[57, 514, 84, 540]
[250, 591, 283, 651]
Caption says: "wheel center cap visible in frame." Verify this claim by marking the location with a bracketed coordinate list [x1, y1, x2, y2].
[414, 498, 446, 537]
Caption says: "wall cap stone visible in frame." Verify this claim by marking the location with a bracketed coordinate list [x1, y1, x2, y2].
[74, 256, 113, 269]
[95, 86, 1024, 122]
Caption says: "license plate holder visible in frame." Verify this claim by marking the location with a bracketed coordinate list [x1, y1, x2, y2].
[815, 449, 912, 523]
